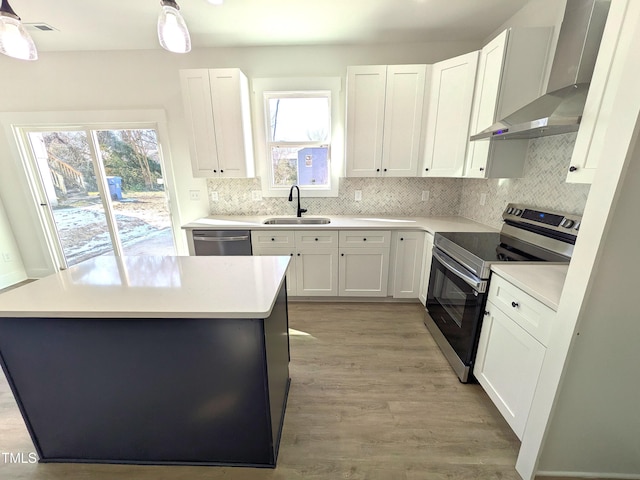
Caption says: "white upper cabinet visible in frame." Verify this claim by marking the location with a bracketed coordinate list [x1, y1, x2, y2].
[465, 28, 553, 178]
[180, 68, 255, 178]
[566, 0, 633, 184]
[421, 51, 479, 177]
[346, 65, 426, 177]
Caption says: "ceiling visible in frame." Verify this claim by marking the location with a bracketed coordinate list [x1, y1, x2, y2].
[13, 0, 531, 52]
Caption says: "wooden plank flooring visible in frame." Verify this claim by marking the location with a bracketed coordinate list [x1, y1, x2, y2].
[0, 302, 521, 479]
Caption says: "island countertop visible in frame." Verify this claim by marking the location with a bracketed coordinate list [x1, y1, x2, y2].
[0, 256, 290, 319]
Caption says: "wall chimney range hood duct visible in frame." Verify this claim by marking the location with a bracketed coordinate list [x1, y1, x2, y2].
[471, 0, 611, 141]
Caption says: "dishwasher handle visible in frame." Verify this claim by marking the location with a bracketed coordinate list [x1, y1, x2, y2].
[193, 235, 250, 242]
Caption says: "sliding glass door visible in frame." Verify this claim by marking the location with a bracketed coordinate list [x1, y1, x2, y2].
[23, 126, 175, 268]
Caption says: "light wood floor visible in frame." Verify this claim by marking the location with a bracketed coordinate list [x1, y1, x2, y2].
[0, 302, 521, 479]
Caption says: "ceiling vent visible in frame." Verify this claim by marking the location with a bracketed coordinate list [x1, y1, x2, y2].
[23, 23, 58, 32]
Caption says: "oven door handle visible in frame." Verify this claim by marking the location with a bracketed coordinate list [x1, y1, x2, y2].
[432, 249, 486, 293]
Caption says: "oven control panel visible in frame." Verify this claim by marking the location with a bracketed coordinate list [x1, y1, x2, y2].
[503, 203, 582, 233]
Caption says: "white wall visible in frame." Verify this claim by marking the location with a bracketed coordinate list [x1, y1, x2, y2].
[0, 196, 27, 289]
[538, 112, 640, 476]
[486, 0, 567, 47]
[516, 0, 640, 477]
[0, 41, 478, 278]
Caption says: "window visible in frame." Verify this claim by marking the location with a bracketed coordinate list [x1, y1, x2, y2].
[252, 77, 343, 197]
[265, 93, 331, 190]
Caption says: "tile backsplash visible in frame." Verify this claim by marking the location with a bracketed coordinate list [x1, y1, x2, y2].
[207, 177, 462, 217]
[458, 133, 591, 229]
[206, 133, 591, 228]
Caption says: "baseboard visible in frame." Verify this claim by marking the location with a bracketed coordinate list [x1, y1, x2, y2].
[536, 471, 640, 479]
[288, 296, 421, 304]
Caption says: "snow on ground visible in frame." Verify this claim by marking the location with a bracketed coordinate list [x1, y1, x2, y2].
[52, 191, 175, 265]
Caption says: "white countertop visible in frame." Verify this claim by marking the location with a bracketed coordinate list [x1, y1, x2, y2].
[183, 215, 497, 234]
[490, 264, 569, 311]
[0, 256, 289, 319]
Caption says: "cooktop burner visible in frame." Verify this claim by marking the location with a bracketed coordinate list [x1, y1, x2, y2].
[434, 204, 582, 279]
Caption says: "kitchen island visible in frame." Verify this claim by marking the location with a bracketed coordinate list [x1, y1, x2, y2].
[0, 255, 291, 468]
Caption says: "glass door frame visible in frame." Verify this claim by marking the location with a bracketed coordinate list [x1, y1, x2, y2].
[8, 111, 181, 271]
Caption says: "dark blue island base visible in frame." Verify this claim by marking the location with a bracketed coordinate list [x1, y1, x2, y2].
[0, 284, 290, 467]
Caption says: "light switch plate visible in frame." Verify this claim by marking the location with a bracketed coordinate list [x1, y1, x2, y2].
[210, 191, 219, 202]
[421, 190, 430, 202]
[354, 190, 362, 201]
[480, 193, 487, 206]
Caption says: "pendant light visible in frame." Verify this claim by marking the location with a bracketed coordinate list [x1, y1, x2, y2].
[0, 0, 38, 61]
[157, 0, 191, 53]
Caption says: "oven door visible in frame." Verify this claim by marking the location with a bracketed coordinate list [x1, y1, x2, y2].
[426, 248, 488, 368]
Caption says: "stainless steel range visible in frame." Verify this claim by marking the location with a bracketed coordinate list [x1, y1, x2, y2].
[424, 203, 581, 382]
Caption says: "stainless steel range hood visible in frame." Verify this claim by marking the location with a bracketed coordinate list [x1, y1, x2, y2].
[471, 0, 610, 141]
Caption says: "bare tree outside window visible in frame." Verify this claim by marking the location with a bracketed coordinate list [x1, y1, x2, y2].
[266, 93, 331, 189]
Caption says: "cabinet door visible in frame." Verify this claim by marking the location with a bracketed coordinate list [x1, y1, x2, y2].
[418, 233, 434, 306]
[422, 52, 479, 177]
[179, 69, 219, 177]
[209, 69, 255, 178]
[566, 0, 633, 184]
[252, 247, 296, 297]
[391, 231, 424, 298]
[338, 247, 389, 297]
[381, 65, 426, 177]
[295, 248, 339, 296]
[474, 302, 546, 439]
[345, 66, 387, 177]
[465, 30, 509, 178]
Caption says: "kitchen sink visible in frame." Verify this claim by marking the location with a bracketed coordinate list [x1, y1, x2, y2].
[262, 217, 331, 225]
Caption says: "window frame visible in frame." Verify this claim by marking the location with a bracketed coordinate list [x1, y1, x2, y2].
[252, 77, 343, 198]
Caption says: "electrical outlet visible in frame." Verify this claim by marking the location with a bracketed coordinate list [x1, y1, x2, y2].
[479, 193, 487, 206]
[354, 190, 362, 201]
[421, 190, 430, 202]
[210, 191, 219, 202]
[189, 190, 201, 201]
[252, 191, 263, 202]
[2, 252, 12, 263]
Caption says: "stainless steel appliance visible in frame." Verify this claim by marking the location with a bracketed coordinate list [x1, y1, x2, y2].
[470, 0, 611, 140]
[425, 204, 581, 382]
[192, 230, 252, 256]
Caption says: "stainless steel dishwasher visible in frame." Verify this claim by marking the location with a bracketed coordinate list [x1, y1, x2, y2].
[192, 230, 252, 256]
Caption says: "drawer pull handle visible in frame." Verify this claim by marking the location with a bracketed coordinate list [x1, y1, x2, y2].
[315, 238, 318, 241]
[363, 238, 367, 241]
[511, 301, 519, 308]
[484, 311, 490, 316]
[297, 253, 301, 256]
[400, 237, 404, 241]
[271, 238, 275, 241]
[341, 253, 344, 257]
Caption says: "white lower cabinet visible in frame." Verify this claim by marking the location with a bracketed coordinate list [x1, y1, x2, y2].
[418, 233, 434, 306]
[251, 230, 338, 297]
[390, 231, 425, 298]
[296, 247, 339, 296]
[339, 247, 389, 297]
[474, 274, 554, 439]
[338, 231, 390, 297]
[294, 231, 339, 296]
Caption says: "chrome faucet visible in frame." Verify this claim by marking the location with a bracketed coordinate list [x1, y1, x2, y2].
[288, 185, 307, 217]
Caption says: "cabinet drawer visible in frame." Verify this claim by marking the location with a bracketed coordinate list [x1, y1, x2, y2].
[295, 230, 338, 248]
[488, 274, 555, 346]
[251, 231, 295, 247]
[339, 230, 391, 247]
